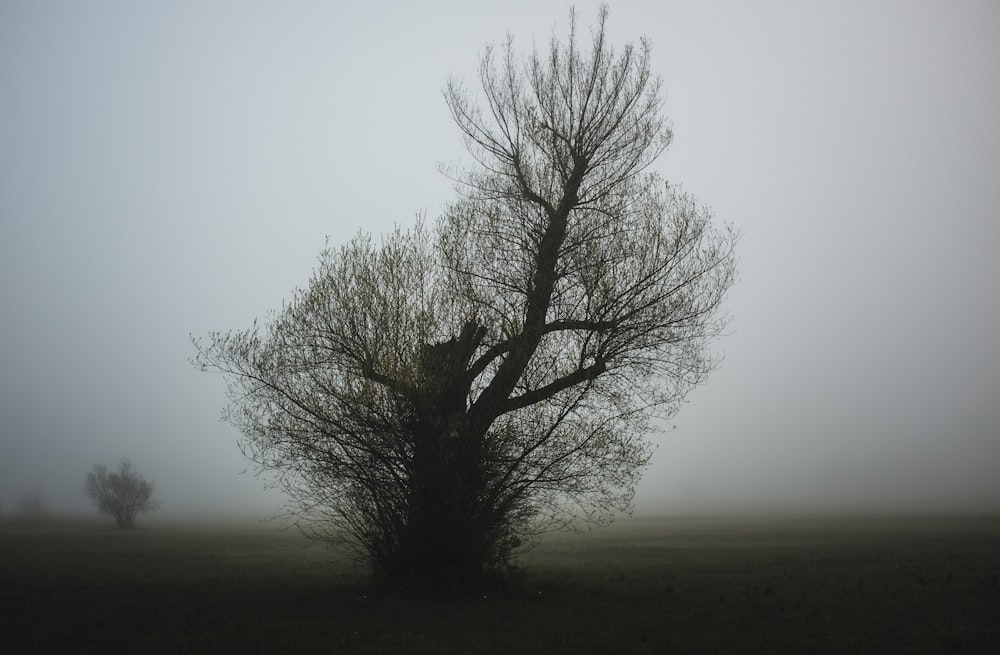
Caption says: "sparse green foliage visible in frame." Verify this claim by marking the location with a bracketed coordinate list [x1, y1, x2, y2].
[85, 459, 157, 528]
[194, 6, 736, 588]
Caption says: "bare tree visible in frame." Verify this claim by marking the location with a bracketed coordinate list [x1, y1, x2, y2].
[194, 6, 736, 588]
[85, 460, 157, 528]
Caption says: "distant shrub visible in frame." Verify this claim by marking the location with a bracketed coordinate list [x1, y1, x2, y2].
[85, 459, 158, 528]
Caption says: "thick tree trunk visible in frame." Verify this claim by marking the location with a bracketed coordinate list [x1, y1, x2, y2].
[400, 420, 487, 587]
[384, 321, 501, 588]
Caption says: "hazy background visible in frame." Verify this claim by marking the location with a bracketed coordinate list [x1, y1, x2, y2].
[2, 0, 998, 520]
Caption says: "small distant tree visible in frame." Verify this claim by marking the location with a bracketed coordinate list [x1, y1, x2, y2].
[84, 460, 158, 528]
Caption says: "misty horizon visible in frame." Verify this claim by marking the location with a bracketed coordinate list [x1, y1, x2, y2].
[2, 1, 998, 524]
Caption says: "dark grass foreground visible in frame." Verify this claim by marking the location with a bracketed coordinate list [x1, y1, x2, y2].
[2, 516, 998, 654]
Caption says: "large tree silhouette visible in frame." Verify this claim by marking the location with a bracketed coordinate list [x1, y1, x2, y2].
[195, 7, 736, 588]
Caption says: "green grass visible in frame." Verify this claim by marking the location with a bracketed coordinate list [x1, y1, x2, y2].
[2, 515, 998, 653]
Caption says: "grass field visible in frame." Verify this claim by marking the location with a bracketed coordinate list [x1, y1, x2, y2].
[2, 515, 998, 654]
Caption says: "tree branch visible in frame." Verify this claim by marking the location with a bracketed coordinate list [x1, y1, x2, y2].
[501, 359, 606, 414]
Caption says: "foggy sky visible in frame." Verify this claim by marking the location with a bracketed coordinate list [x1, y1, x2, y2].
[2, 0, 998, 519]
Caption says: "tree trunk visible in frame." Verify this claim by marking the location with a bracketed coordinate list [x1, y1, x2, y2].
[400, 418, 487, 587]
[386, 321, 500, 588]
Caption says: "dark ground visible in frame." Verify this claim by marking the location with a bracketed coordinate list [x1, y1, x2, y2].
[1, 515, 998, 654]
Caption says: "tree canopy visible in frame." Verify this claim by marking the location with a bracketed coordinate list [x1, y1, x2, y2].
[194, 7, 736, 588]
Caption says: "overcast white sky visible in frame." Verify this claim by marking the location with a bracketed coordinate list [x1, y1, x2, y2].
[2, 0, 998, 518]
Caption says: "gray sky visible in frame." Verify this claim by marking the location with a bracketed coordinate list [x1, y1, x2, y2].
[2, 0, 998, 518]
